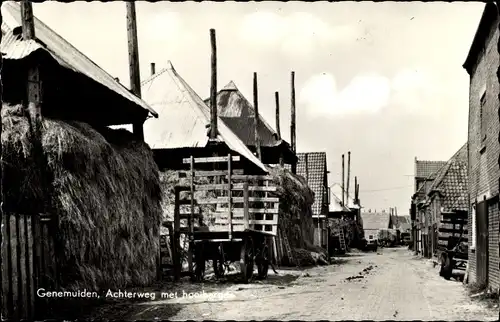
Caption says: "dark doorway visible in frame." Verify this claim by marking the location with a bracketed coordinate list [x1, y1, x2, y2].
[475, 200, 489, 287]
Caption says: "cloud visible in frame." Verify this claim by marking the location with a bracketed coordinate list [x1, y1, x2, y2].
[299, 72, 391, 116]
[239, 11, 361, 56]
[299, 68, 442, 117]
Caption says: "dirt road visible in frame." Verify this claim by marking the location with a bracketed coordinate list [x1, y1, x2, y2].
[84, 247, 498, 321]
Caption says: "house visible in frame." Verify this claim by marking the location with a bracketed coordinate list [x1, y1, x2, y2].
[361, 210, 391, 240]
[204, 81, 296, 165]
[410, 159, 446, 254]
[141, 62, 267, 173]
[419, 144, 468, 259]
[463, 2, 500, 293]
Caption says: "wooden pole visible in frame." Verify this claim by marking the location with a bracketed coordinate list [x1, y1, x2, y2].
[0, 3, 5, 317]
[275, 92, 284, 166]
[253, 72, 262, 161]
[354, 176, 358, 204]
[346, 151, 351, 208]
[126, 2, 144, 140]
[209, 29, 218, 140]
[342, 154, 345, 206]
[290, 71, 297, 174]
[275, 92, 281, 140]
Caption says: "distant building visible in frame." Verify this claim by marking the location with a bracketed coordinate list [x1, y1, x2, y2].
[463, 2, 500, 293]
[361, 210, 391, 240]
[410, 159, 446, 254]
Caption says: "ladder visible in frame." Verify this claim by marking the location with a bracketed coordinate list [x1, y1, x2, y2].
[339, 227, 346, 251]
[280, 228, 298, 267]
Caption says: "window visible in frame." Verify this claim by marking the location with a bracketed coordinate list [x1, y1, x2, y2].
[480, 90, 487, 142]
[471, 203, 477, 249]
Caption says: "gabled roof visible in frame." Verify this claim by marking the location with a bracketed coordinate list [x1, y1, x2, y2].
[0, 1, 157, 118]
[415, 160, 447, 179]
[141, 61, 267, 172]
[204, 81, 284, 148]
[330, 182, 360, 210]
[329, 191, 350, 212]
[361, 212, 391, 231]
[463, 3, 498, 74]
[427, 143, 468, 212]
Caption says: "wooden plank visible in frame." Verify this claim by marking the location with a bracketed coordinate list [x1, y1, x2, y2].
[5, 214, 13, 318]
[227, 154, 233, 239]
[193, 169, 244, 177]
[438, 236, 468, 241]
[182, 155, 240, 164]
[195, 184, 277, 192]
[15, 214, 23, 319]
[215, 218, 278, 226]
[196, 196, 279, 204]
[243, 182, 249, 230]
[24, 215, 32, 319]
[231, 175, 274, 181]
[438, 228, 468, 234]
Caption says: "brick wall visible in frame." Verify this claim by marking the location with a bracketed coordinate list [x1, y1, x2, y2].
[468, 13, 500, 290]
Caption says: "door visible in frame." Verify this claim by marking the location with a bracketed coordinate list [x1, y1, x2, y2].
[476, 200, 489, 287]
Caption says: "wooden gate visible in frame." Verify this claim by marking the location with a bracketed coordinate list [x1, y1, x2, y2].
[1, 212, 57, 320]
[476, 201, 489, 287]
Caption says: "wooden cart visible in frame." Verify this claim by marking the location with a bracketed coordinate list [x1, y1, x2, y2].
[437, 212, 468, 280]
[172, 154, 280, 283]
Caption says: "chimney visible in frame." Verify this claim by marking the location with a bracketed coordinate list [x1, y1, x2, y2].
[150, 62, 156, 76]
[209, 29, 218, 139]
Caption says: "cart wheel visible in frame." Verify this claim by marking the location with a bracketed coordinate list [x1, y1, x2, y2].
[257, 244, 269, 280]
[214, 244, 225, 278]
[240, 237, 254, 283]
[193, 244, 206, 282]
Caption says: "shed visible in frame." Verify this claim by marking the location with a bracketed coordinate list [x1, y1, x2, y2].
[141, 61, 267, 173]
[1, 1, 157, 127]
[205, 81, 296, 165]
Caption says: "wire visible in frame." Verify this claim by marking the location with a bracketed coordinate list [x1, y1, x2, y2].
[360, 185, 414, 193]
[329, 182, 413, 193]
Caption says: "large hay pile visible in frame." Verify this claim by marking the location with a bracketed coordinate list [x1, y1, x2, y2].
[2, 104, 162, 291]
[267, 166, 327, 265]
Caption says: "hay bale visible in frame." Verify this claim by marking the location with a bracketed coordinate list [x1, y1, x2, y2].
[1, 104, 162, 291]
[267, 165, 321, 263]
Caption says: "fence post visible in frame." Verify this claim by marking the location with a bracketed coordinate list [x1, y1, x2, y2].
[243, 182, 249, 230]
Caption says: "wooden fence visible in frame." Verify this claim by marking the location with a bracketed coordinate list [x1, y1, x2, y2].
[1, 212, 57, 320]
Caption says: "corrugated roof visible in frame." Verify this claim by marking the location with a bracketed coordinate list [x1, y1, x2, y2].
[1, 1, 157, 118]
[204, 81, 286, 148]
[361, 212, 391, 231]
[141, 61, 267, 172]
[415, 160, 447, 179]
[330, 182, 359, 209]
[427, 143, 468, 212]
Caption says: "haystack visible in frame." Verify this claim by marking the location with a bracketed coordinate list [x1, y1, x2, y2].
[267, 166, 327, 265]
[1, 104, 162, 291]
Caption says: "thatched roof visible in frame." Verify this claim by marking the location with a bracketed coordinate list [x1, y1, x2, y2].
[205, 81, 296, 164]
[0, 1, 157, 123]
[330, 183, 360, 209]
[141, 61, 267, 172]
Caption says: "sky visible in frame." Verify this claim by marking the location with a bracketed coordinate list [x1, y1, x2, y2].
[27, 1, 485, 215]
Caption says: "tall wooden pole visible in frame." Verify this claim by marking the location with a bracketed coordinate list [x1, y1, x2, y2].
[0, 2, 4, 319]
[291, 71, 296, 174]
[342, 154, 345, 206]
[346, 151, 351, 207]
[275, 92, 281, 140]
[126, 2, 144, 140]
[209, 29, 218, 140]
[150, 62, 156, 76]
[354, 176, 358, 204]
[275, 91, 284, 166]
[253, 72, 262, 161]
